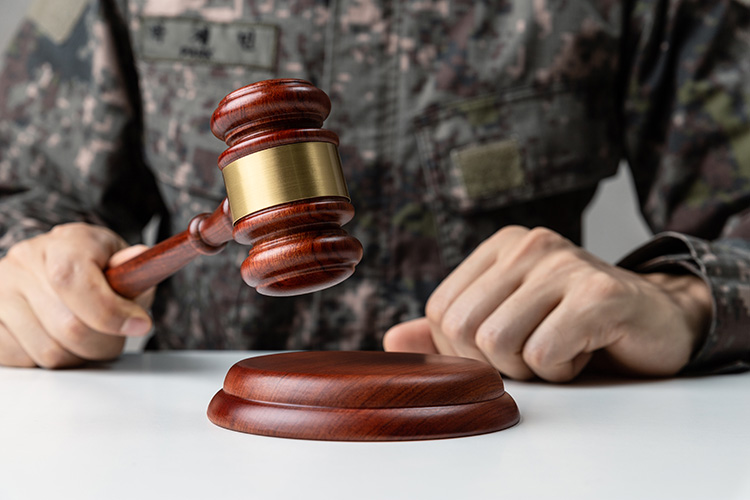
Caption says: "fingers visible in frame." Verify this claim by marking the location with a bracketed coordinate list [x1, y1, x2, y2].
[516, 271, 643, 381]
[520, 305, 594, 383]
[426, 226, 529, 318]
[21, 280, 126, 361]
[0, 293, 83, 369]
[383, 317, 439, 354]
[0, 223, 154, 369]
[426, 263, 511, 361]
[108, 245, 156, 311]
[425, 227, 574, 370]
[392, 226, 701, 382]
[424, 226, 527, 360]
[37, 227, 152, 336]
[109, 244, 151, 268]
[475, 273, 564, 380]
[0, 321, 35, 368]
[414, 226, 628, 382]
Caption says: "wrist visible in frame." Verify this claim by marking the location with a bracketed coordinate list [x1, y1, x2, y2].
[642, 272, 713, 354]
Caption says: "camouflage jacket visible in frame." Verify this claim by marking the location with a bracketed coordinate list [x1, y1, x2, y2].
[0, 0, 749, 373]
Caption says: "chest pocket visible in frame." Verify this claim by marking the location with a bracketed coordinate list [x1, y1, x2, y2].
[413, 84, 621, 267]
[414, 84, 620, 215]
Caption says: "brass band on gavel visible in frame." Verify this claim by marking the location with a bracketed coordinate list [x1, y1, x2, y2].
[221, 142, 350, 224]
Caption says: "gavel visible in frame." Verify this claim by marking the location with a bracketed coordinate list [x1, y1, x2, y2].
[100, 78, 521, 441]
[105, 79, 363, 298]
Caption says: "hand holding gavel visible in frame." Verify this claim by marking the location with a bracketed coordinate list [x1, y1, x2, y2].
[0, 80, 363, 368]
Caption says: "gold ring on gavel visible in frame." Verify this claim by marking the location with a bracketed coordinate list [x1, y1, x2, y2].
[221, 142, 350, 224]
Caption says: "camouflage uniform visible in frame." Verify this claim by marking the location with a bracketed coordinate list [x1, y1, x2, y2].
[0, 0, 748, 373]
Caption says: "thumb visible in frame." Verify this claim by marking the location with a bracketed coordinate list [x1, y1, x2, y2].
[108, 244, 151, 267]
[383, 317, 438, 354]
[108, 245, 157, 311]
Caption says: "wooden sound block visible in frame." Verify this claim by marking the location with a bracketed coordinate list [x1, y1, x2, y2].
[207, 351, 520, 441]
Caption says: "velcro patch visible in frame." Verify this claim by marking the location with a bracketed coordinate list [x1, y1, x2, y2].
[451, 139, 525, 199]
[28, 0, 90, 44]
[139, 17, 278, 69]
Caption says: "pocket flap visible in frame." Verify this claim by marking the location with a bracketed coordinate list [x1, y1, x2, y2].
[414, 85, 620, 214]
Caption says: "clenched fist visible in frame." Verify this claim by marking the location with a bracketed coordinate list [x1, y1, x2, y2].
[0, 223, 155, 368]
[384, 226, 712, 382]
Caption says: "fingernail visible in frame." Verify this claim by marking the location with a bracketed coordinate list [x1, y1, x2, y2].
[120, 317, 151, 336]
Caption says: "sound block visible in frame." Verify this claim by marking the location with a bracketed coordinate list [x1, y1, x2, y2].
[207, 351, 520, 441]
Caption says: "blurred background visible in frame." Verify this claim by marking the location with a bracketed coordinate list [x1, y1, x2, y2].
[0, 0, 652, 263]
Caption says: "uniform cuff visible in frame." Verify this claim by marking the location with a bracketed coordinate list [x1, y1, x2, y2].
[617, 232, 750, 374]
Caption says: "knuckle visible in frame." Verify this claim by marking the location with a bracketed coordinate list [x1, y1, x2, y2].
[531, 245, 589, 283]
[524, 226, 564, 250]
[475, 322, 502, 353]
[89, 306, 120, 334]
[439, 312, 467, 342]
[584, 271, 628, 300]
[50, 222, 118, 252]
[49, 224, 67, 236]
[36, 344, 72, 369]
[495, 225, 528, 240]
[545, 245, 580, 266]
[6, 239, 31, 262]
[48, 223, 75, 240]
[535, 249, 583, 280]
[484, 225, 527, 249]
[50, 222, 85, 237]
[425, 293, 447, 324]
[523, 342, 551, 371]
[46, 254, 80, 289]
[58, 314, 92, 345]
[499, 227, 568, 268]
[57, 314, 124, 361]
[65, 301, 120, 336]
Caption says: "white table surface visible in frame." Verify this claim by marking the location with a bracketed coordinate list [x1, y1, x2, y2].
[1, 351, 748, 500]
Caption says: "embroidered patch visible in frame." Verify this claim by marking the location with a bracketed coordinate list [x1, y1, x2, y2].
[28, 0, 90, 44]
[451, 139, 525, 200]
[139, 17, 278, 69]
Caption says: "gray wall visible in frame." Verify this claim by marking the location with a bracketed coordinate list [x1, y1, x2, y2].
[0, 1, 652, 262]
[583, 164, 652, 261]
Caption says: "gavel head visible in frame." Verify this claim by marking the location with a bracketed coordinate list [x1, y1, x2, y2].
[210, 79, 363, 297]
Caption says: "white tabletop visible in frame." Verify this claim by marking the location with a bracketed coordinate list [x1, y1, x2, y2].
[1, 351, 748, 500]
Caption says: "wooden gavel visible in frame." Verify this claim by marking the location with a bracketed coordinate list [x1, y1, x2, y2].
[105, 79, 363, 298]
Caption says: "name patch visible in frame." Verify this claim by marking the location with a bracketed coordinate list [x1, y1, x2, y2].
[139, 17, 277, 70]
[451, 138, 525, 200]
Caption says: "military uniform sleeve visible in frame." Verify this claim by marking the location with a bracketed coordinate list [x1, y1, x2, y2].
[620, 0, 750, 373]
[0, 0, 162, 256]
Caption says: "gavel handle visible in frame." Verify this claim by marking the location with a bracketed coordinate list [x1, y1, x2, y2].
[105, 198, 234, 299]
